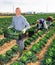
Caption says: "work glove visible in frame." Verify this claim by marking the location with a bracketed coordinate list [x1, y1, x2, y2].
[8, 26, 13, 29]
[22, 28, 26, 34]
[8, 26, 10, 29]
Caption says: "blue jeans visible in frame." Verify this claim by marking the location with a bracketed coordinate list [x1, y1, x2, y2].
[16, 34, 25, 52]
[16, 39, 24, 51]
[48, 21, 50, 26]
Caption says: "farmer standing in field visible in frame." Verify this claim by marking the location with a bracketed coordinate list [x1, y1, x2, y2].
[46, 16, 53, 26]
[8, 7, 30, 55]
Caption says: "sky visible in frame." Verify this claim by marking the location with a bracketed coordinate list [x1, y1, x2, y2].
[0, 0, 55, 13]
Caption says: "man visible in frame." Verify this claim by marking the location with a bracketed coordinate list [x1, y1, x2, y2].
[39, 18, 48, 30]
[46, 16, 53, 26]
[8, 7, 30, 55]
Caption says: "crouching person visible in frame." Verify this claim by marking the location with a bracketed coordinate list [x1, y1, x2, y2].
[39, 18, 48, 30]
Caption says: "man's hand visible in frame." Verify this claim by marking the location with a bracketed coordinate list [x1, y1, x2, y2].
[8, 26, 13, 29]
[8, 26, 10, 29]
[22, 28, 26, 34]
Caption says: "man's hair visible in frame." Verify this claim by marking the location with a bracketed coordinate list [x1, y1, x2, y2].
[16, 7, 20, 10]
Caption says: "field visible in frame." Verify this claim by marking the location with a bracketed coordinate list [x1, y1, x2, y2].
[0, 13, 55, 65]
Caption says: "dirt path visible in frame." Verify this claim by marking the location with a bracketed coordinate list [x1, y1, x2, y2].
[0, 40, 16, 54]
[0, 35, 4, 39]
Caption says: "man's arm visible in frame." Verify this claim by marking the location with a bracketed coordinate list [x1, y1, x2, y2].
[22, 16, 30, 33]
[23, 17, 30, 30]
